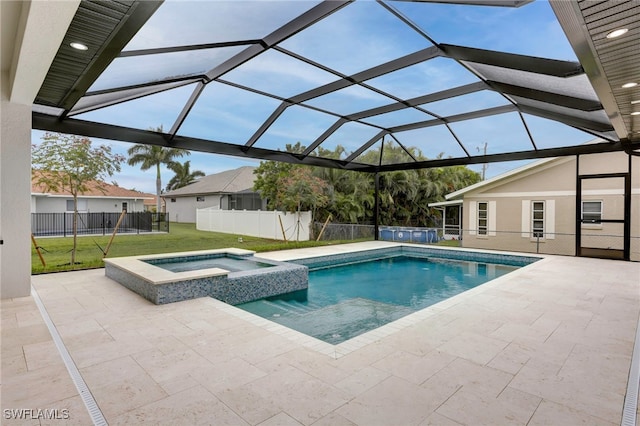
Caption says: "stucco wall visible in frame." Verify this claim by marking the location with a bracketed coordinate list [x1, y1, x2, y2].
[33, 196, 146, 213]
[462, 196, 576, 256]
[1, 74, 32, 298]
[165, 195, 222, 223]
[460, 152, 639, 261]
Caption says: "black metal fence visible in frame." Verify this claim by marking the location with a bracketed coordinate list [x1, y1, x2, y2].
[31, 212, 169, 237]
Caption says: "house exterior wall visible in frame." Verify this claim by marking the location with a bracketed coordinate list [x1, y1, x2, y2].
[166, 195, 222, 223]
[1, 1, 79, 298]
[33, 196, 146, 213]
[463, 195, 576, 256]
[460, 152, 639, 261]
[165, 193, 267, 223]
[1, 78, 32, 298]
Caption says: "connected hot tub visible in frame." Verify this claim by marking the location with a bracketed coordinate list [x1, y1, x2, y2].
[104, 248, 307, 305]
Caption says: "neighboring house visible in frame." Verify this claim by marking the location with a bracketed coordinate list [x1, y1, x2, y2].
[31, 173, 155, 213]
[162, 166, 266, 223]
[143, 196, 165, 213]
[431, 149, 639, 261]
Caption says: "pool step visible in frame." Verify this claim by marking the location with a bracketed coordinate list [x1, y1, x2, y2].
[264, 299, 321, 315]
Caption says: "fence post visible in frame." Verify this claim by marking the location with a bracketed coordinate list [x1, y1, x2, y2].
[63, 213, 66, 238]
[536, 234, 540, 254]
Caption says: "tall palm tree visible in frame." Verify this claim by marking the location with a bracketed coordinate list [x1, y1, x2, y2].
[127, 134, 189, 212]
[166, 160, 205, 191]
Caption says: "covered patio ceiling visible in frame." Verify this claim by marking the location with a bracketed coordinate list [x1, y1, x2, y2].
[32, 0, 640, 173]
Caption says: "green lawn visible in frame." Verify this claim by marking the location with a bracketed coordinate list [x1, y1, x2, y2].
[31, 222, 362, 274]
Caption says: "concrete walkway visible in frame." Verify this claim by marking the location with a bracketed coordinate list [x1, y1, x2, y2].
[2, 242, 639, 425]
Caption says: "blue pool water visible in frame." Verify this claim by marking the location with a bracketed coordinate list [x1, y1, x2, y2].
[238, 255, 519, 344]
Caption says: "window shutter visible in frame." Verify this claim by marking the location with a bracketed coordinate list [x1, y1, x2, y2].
[521, 200, 530, 237]
[488, 201, 497, 236]
[546, 200, 555, 239]
[469, 201, 476, 236]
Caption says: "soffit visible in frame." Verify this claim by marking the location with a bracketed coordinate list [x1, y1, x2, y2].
[551, 0, 640, 142]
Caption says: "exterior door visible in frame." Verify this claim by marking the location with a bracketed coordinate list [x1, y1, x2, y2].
[577, 173, 630, 260]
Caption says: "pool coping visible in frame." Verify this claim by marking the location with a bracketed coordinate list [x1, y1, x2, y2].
[229, 242, 547, 358]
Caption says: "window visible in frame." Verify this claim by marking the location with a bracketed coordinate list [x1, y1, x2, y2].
[122, 202, 128, 212]
[532, 201, 544, 238]
[66, 199, 88, 211]
[170, 198, 176, 203]
[196, 196, 205, 202]
[582, 201, 602, 223]
[228, 193, 263, 211]
[477, 202, 488, 235]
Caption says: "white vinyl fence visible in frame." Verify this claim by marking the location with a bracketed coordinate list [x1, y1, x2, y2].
[196, 208, 312, 241]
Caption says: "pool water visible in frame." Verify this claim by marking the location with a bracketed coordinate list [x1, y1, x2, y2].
[238, 255, 518, 344]
[146, 255, 273, 273]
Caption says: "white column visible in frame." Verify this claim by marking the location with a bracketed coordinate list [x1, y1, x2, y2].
[1, 72, 32, 298]
[1, 0, 79, 298]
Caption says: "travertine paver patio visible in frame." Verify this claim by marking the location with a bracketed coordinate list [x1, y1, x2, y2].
[2, 242, 639, 425]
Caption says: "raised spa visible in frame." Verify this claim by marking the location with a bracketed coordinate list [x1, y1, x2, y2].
[104, 249, 307, 305]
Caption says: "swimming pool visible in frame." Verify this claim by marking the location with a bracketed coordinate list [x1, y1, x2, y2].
[238, 251, 531, 344]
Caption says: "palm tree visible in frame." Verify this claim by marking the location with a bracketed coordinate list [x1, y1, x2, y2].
[127, 132, 189, 212]
[166, 160, 205, 191]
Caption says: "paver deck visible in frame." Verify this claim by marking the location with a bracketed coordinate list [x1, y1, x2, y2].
[2, 242, 639, 425]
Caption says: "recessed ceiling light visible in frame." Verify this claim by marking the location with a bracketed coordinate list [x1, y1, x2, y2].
[631, 111, 640, 116]
[70, 42, 88, 51]
[622, 82, 638, 88]
[606, 28, 628, 39]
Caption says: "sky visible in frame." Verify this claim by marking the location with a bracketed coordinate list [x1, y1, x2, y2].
[32, 0, 598, 194]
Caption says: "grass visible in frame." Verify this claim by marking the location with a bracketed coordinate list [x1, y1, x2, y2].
[31, 222, 458, 274]
[31, 223, 364, 274]
[435, 239, 462, 247]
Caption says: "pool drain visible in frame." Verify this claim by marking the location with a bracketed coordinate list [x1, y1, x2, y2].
[622, 314, 640, 426]
[31, 286, 107, 426]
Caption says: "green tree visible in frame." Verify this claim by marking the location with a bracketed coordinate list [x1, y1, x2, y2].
[32, 132, 124, 266]
[166, 160, 205, 191]
[253, 140, 480, 229]
[277, 167, 329, 213]
[127, 129, 189, 212]
[277, 167, 329, 241]
[253, 142, 305, 209]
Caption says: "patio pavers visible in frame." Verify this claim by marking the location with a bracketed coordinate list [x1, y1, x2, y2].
[1, 242, 639, 425]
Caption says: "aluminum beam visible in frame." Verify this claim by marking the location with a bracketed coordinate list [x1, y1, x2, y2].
[441, 44, 584, 77]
